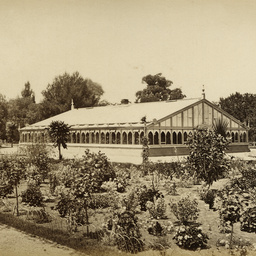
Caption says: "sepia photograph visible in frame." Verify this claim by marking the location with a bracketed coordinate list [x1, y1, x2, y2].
[0, 0, 256, 255]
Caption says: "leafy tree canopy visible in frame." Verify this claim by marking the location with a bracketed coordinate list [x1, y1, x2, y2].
[135, 73, 186, 103]
[219, 92, 256, 141]
[0, 94, 8, 140]
[21, 81, 35, 103]
[48, 120, 70, 160]
[41, 72, 104, 119]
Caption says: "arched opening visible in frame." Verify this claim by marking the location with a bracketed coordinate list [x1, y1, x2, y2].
[86, 133, 90, 143]
[122, 132, 127, 144]
[111, 132, 116, 144]
[178, 132, 182, 144]
[77, 133, 80, 143]
[166, 132, 171, 144]
[231, 132, 235, 143]
[161, 132, 166, 144]
[81, 133, 85, 143]
[140, 132, 144, 144]
[128, 132, 132, 144]
[72, 133, 76, 143]
[91, 133, 95, 143]
[101, 132, 105, 144]
[183, 132, 188, 143]
[106, 132, 110, 144]
[96, 132, 99, 143]
[148, 132, 153, 145]
[116, 132, 121, 144]
[235, 132, 239, 142]
[134, 132, 139, 144]
[173, 132, 177, 144]
[154, 132, 159, 144]
[243, 132, 247, 142]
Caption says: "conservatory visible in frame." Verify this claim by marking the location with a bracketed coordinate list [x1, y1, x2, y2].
[19, 96, 249, 163]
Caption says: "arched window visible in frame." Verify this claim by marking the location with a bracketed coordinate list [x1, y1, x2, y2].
[154, 132, 159, 144]
[77, 133, 80, 143]
[178, 132, 182, 144]
[81, 133, 85, 143]
[72, 133, 76, 143]
[101, 132, 105, 144]
[140, 132, 144, 144]
[106, 132, 110, 144]
[173, 132, 177, 144]
[128, 132, 132, 144]
[86, 133, 90, 143]
[134, 132, 139, 145]
[31, 133, 34, 143]
[116, 132, 121, 144]
[91, 133, 95, 143]
[161, 132, 166, 144]
[35, 134, 38, 143]
[243, 132, 247, 143]
[96, 132, 99, 143]
[111, 132, 116, 144]
[231, 132, 235, 143]
[148, 132, 153, 145]
[183, 132, 188, 143]
[235, 132, 238, 142]
[166, 132, 171, 144]
[122, 132, 127, 144]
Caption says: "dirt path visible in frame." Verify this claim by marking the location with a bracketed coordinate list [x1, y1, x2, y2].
[0, 224, 88, 256]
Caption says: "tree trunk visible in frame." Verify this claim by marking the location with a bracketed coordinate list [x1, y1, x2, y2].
[58, 144, 62, 160]
[15, 185, 19, 216]
[230, 223, 234, 249]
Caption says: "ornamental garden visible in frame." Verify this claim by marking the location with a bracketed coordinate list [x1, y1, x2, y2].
[0, 128, 256, 256]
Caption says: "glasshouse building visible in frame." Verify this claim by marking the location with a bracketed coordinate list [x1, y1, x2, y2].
[19, 96, 249, 163]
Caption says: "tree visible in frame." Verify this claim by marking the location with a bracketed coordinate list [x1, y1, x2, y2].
[21, 81, 35, 103]
[41, 72, 104, 119]
[186, 128, 230, 187]
[219, 92, 256, 141]
[135, 73, 186, 103]
[0, 94, 8, 140]
[6, 122, 19, 146]
[48, 121, 70, 160]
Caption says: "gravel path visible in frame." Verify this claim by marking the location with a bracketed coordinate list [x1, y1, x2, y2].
[0, 224, 88, 256]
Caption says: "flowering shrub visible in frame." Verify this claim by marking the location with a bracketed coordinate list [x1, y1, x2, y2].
[146, 197, 167, 219]
[163, 180, 177, 195]
[240, 207, 256, 233]
[121, 188, 140, 212]
[144, 220, 174, 236]
[170, 195, 199, 225]
[173, 225, 208, 250]
[198, 186, 217, 209]
[88, 192, 119, 210]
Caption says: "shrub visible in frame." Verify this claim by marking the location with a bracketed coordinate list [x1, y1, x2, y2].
[26, 208, 52, 223]
[121, 188, 140, 212]
[198, 186, 217, 209]
[21, 185, 43, 207]
[88, 193, 119, 210]
[146, 198, 167, 219]
[170, 195, 199, 225]
[240, 207, 256, 233]
[173, 225, 208, 250]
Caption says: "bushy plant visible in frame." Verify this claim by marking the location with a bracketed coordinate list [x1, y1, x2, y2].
[146, 197, 167, 219]
[240, 207, 256, 233]
[173, 225, 208, 250]
[88, 192, 119, 210]
[121, 188, 140, 212]
[26, 208, 52, 224]
[21, 185, 43, 206]
[198, 186, 217, 209]
[170, 195, 199, 225]
[163, 180, 177, 195]
[111, 210, 144, 253]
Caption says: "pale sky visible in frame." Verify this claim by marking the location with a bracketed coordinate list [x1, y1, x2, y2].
[0, 0, 256, 104]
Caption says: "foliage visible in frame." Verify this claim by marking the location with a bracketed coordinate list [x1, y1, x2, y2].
[212, 118, 229, 138]
[186, 128, 230, 186]
[141, 136, 149, 164]
[135, 73, 186, 103]
[0, 155, 26, 215]
[170, 194, 199, 225]
[146, 197, 167, 219]
[26, 208, 52, 224]
[163, 180, 177, 195]
[173, 225, 209, 250]
[23, 143, 51, 181]
[48, 120, 70, 160]
[219, 92, 256, 141]
[198, 186, 217, 209]
[6, 122, 19, 145]
[145, 219, 174, 236]
[21, 185, 43, 206]
[41, 72, 104, 119]
[110, 210, 144, 253]
[0, 94, 8, 140]
[138, 185, 163, 211]
[121, 188, 140, 212]
[240, 207, 256, 233]
[88, 192, 119, 210]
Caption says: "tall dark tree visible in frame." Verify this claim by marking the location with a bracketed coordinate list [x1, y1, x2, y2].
[21, 81, 35, 103]
[0, 94, 8, 140]
[6, 122, 19, 146]
[48, 121, 70, 160]
[219, 92, 256, 141]
[41, 72, 104, 119]
[135, 73, 186, 103]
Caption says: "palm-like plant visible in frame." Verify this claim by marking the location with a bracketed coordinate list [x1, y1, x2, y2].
[212, 118, 229, 138]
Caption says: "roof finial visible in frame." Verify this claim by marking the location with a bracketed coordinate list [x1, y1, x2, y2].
[71, 99, 74, 110]
[202, 85, 205, 99]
